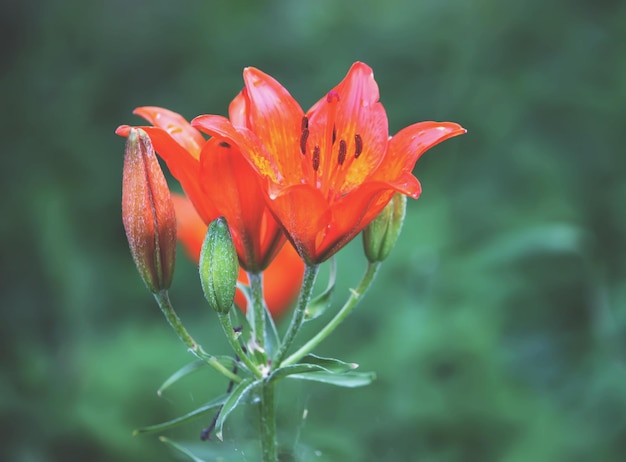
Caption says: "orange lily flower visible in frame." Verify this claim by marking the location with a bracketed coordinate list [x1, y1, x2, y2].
[116, 107, 286, 273]
[172, 193, 303, 318]
[192, 62, 466, 264]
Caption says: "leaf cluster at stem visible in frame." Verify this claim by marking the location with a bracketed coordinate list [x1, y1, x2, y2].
[145, 258, 382, 462]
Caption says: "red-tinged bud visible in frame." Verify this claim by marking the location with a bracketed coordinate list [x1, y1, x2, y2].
[122, 128, 177, 293]
[362, 193, 407, 263]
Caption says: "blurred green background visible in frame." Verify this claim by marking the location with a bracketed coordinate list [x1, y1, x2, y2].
[3, 0, 626, 460]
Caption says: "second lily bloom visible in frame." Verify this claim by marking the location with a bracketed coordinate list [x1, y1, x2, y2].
[116, 107, 304, 318]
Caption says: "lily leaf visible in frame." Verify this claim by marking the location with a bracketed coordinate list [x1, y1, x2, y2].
[235, 281, 252, 310]
[158, 360, 206, 396]
[215, 377, 258, 441]
[264, 303, 280, 358]
[268, 363, 329, 382]
[134, 394, 228, 435]
[159, 437, 207, 462]
[287, 371, 376, 388]
[269, 355, 359, 383]
[157, 357, 236, 396]
[299, 354, 359, 373]
[304, 257, 336, 321]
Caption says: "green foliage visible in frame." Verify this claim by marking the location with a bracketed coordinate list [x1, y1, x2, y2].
[3, 0, 626, 460]
[304, 259, 336, 321]
[134, 394, 229, 436]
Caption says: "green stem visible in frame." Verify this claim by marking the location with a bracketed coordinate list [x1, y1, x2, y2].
[282, 262, 381, 366]
[260, 379, 277, 462]
[218, 312, 263, 379]
[273, 264, 320, 367]
[153, 291, 241, 383]
[248, 272, 265, 352]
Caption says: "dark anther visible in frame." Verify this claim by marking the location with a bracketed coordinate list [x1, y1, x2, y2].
[326, 90, 340, 103]
[301, 116, 309, 131]
[354, 134, 363, 158]
[332, 124, 337, 145]
[338, 140, 347, 165]
[219, 141, 231, 148]
[300, 128, 309, 155]
[313, 145, 320, 171]
[233, 325, 243, 333]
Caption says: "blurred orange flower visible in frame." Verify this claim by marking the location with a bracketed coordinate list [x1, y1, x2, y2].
[193, 62, 466, 264]
[172, 194, 303, 318]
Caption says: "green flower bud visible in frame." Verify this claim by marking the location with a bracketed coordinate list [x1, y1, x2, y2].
[199, 217, 239, 315]
[362, 193, 407, 263]
[122, 128, 176, 293]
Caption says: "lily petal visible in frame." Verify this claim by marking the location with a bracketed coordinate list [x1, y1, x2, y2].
[380, 121, 467, 181]
[241, 67, 305, 183]
[171, 193, 207, 261]
[267, 184, 330, 263]
[228, 89, 249, 128]
[133, 107, 205, 159]
[316, 184, 395, 260]
[306, 62, 389, 194]
[198, 137, 286, 271]
[192, 114, 281, 184]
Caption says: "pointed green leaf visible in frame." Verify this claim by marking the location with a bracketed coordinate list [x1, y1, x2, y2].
[158, 360, 206, 396]
[236, 281, 252, 309]
[304, 257, 336, 321]
[158, 357, 238, 396]
[299, 354, 359, 373]
[215, 377, 258, 441]
[159, 437, 207, 462]
[268, 363, 328, 382]
[269, 355, 359, 383]
[263, 304, 280, 358]
[133, 394, 228, 435]
[287, 371, 376, 388]
[157, 360, 205, 396]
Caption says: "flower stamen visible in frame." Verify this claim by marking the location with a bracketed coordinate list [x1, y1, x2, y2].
[337, 139, 347, 166]
[312, 145, 321, 171]
[354, 134, 363, 158]
[319, 91, 341, 194]
[326, 91, 340, 104]
[300, 128, 309, 155]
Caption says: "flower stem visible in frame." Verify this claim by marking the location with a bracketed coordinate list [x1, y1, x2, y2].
[248, 272, 265, 352]
[153, 291, 241, 383]
[282, 262, 381, 366]
[273, 264, 319, 367]
[259, 378, 277, 462]
[218, 312, 263, 379]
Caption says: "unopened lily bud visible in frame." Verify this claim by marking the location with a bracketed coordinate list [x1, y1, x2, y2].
[199, 217, 239, 315]
[122, 128, 177, 293]
[362, 193, 407, 263]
